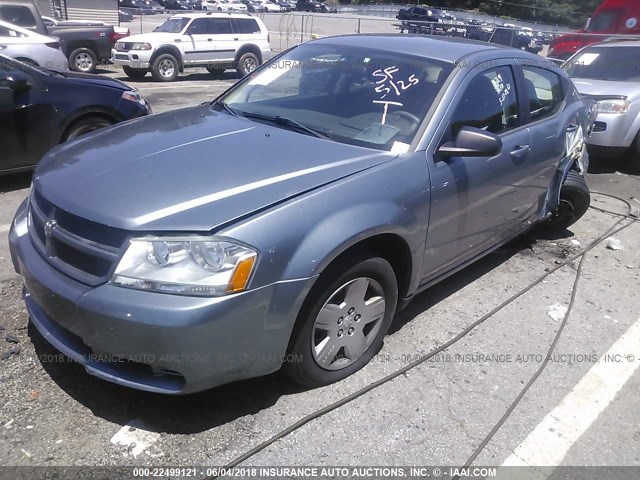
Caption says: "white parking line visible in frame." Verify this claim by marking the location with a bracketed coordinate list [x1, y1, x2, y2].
[0, 224, 10, 234]
[502, 317, 640, 469]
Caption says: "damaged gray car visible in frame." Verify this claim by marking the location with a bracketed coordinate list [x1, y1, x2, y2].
[9, 35, 596, 394]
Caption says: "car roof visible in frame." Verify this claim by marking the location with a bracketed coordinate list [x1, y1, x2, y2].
[310, 34, 512, 63]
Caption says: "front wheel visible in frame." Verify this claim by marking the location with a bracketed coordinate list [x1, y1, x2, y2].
[151, 53, 179, 82]
[236, 52, 259, 76]
[63, 116, 113, 142]
[545, 171, 590, 230]
[283, 256, 398, 387]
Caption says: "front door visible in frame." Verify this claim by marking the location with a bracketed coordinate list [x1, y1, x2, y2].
[423, 62, 534, 279]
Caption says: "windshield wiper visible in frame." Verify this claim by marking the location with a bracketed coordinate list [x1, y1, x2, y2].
[211, 99, 239, 117]
[241, 112, 331, 140]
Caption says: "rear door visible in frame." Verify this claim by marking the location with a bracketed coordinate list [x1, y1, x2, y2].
[516, 60, 578, 212]
[422, 61, 534, 279]
[207, 17, 235, 63]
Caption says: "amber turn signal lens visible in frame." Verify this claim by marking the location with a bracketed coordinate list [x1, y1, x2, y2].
[227, 254, 257, 293]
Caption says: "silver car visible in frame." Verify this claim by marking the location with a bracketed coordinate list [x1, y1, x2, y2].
[0, 19, 67, 70]
[564, 40, 640, 170]
[9, 35, 595, 394]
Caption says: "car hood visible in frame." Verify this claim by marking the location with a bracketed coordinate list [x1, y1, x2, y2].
[571, 78, 640, 100]
[34, 105, 396, 232]
[52, 70, 132, 90]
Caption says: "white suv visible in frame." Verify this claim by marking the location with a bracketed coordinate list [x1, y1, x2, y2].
[111, 12, 271, 81]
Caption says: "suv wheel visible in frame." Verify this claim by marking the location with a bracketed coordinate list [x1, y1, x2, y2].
[283, 255, 398, 387]
[236, 52, 259, 77]
[151, 54, 179, 82]
[69, 48, 98, 73]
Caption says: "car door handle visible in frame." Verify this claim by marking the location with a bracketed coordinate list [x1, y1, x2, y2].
[566, 123, 579, 133]
[510, 145, 530, 160]
[234, 38, 239, 41]
[208, 38, 213, 42]
[0, 45, 6, 49]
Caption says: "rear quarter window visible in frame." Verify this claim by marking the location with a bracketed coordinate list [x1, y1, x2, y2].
[0, 5, 37, 28]
[231, 18, 261, 34]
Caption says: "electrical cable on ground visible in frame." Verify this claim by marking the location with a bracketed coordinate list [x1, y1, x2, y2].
[205, 191, 636, 480]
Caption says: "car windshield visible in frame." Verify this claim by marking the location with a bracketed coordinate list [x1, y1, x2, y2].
[220, 44, 453, 151]
[154, 17, 189, 33]
[564, 46, 640, 82]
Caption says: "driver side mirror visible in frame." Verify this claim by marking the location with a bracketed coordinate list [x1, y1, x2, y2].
[7, 73, 31, 93]
[438, 126, 502, 158]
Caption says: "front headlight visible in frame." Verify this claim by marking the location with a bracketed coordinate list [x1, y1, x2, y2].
[121, 90, 149, 109]
[130, 43, 152, 50]
[596, 99, 629, 114]
[110, 236, 258, 296]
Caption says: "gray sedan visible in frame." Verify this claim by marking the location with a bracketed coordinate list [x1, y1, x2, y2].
[9, 35, 595, 394]
[564, 40, 640, 170]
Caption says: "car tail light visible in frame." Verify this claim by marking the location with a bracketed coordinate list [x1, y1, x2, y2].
[111, 29, 130, 43]
[45, 41, 60, 49]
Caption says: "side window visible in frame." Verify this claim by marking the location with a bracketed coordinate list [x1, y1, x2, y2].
[231, 18, 260, 34]
[450, 66, 519, 136]
[205, 18, 232, 35]
[0, 25, 24, 38]
[522, 66, 563, 122]
[185, 18, 207, 35]
[0, 6, 37, 28]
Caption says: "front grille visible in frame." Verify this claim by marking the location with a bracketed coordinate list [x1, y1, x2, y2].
[28, 189, 129, 286]
[115, 53, 129, 60]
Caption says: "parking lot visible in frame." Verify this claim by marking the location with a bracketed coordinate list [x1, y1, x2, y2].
[1, 10, 640, 480]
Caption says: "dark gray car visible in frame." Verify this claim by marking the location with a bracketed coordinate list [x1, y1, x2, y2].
[9, 35, 595, 394]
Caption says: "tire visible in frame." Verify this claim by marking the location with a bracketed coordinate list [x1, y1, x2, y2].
[283, 255, 398, 388]
[63, 116, 113, 142]
[206, 65, 226, 76]
[236, 52, 259, 77]
[151, 53, 179, 82]
[545, 171, 590, 230]
[123, 66, 148, 79]
[69, 48, 98, 73]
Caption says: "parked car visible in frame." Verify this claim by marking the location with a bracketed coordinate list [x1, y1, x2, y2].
[161, 0, 193, 10]
[277, 0, 293, 12]
[296, 0, 328, 13]
[241, 0, 265, 12]
[119, 9, 135, 22]
[256, 0, 281, 12]
[227, 0, 249, 12]
[119, 0, 155, 15]
[0, 54, 150, 175]
[0, 0, 119, 72]
[112, 13, 271, 81]
[9, 35, 595, 394]
[564, 40, 640, 170]
[201, 0, 231, 11]
[396, 6, 438, 23]
[550, 0, 640, 60]
[0, 19, 67, 70]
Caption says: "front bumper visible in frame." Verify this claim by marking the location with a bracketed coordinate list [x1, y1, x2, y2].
[586, 112, 636, 150]
[9, 200, 312, 394]
[111, 49, 152, 69]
